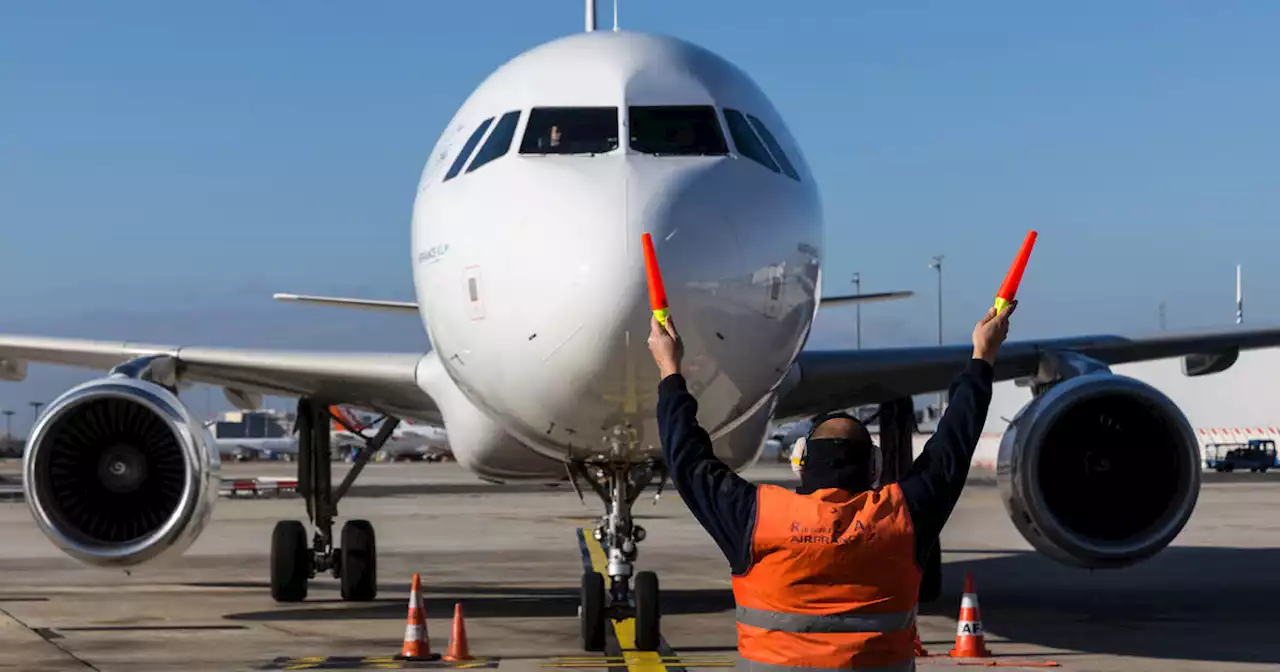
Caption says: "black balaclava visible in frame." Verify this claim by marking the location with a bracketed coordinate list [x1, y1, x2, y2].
[797, 417, 876, 495]
[797, 439, 873, 494]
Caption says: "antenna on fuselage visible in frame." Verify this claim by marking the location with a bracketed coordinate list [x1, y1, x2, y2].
[613, 0, 619, 30]
[585, 0, 597, 31]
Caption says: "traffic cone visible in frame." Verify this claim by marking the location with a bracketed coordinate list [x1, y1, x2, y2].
[443, 602, 473, 662]
[396, 573, 434, 660]
[912, 622, 930, 657]
[949, 572, 992, 658]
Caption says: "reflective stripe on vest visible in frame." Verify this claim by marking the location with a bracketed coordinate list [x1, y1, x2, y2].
[731, 483, 922, 670]
[736, 605, 917, 634]
[737, 657, 916, 672]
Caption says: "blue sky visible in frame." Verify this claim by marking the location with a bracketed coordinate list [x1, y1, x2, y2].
[2, 1, 1278, 431]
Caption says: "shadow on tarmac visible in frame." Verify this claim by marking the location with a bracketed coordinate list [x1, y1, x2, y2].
[223, 584, 735, 622]
[220, 546, 1280, 665]
[921, 546, 1280, 666]
[337, 479, 804, 499]
[329, 471, 1272, 499]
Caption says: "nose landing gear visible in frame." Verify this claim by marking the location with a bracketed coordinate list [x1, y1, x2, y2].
[569, 445, 666, 652]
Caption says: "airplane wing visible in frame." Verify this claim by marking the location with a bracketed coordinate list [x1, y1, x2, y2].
[819, 290, 914, 306]
[0, 335, 438, 422]
[272, 293, 419, 314]
[776, 325, 1280, 420]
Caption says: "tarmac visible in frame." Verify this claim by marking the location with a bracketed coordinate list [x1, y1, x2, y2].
[0, 459, 1277, 671]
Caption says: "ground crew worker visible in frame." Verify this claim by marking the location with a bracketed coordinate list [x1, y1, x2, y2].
[646, 301, 1016, 671]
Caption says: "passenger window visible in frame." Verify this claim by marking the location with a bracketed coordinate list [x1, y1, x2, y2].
[466, 110, 521, 173]
[444, 117, 494, 182]
[628, 106, 728, 156]
[747, 114, 800, 182]
[722, 109, 780, 174]
[519, 107, 619, 155]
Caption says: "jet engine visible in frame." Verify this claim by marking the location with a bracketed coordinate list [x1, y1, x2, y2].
[22, 377, 220, 567]
[998, 367, 1201, 569]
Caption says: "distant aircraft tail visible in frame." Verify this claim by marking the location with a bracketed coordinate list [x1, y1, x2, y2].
[330, 405, 369, 433]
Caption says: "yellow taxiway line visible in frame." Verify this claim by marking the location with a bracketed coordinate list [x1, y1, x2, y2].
[579, 528, 723, 672]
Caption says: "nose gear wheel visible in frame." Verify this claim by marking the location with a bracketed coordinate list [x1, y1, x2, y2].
[568, 434, 667, 652]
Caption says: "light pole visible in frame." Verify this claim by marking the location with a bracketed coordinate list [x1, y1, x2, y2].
[928, 255, 944, 414]
[851, 272, 862, 349]
[1, 410, 12, 441]
[29, 401, 44, 428]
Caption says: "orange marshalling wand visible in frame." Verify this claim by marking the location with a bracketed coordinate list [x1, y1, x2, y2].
[641, 233, 669, 326]
[994, 230, 1037, 313]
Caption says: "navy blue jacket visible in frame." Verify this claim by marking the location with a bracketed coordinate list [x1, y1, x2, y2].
[657, 358, 995, 575]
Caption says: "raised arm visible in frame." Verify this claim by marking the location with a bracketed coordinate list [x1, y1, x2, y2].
[899, 302, 1016, 554]
[649, 317, 757, 576]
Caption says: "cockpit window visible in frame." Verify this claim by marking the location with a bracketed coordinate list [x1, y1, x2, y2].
[723, 109, 780, 174]
[444, 117, 493, 182]
[746, 114, 800, 182]
[519, 107, 619, 155]
[628, 106, 729, 156]
[466, 110, 521, 173]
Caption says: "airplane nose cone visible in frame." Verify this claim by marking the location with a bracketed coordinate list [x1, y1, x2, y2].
[484, 157, 742, 455]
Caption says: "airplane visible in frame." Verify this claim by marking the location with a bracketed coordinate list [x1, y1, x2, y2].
[5, 2, 1280, 651]
[208, 409, 299, 462]
[329, 406, 451, 461]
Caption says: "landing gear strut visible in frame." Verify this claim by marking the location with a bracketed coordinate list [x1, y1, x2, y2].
[568, 429, 666, 652]
[878, 396, 942, 603]
[270, 398, 399, 603]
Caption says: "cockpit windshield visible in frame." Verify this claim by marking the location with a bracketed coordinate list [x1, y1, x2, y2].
[519, 107, 619, 155]
[628, 106, 728, 156]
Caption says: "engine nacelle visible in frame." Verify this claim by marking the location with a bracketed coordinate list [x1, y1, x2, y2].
[998, 372, 1201, 569]
[22, 377, 220, 567]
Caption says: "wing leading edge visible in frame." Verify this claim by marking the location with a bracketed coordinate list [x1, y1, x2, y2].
[7, 324, 1279, 428]
[272, 293, 419, 314]
[0, 335, 439, 422]
[776, 325, 1280, 420]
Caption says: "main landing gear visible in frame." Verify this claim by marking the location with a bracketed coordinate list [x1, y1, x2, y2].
[877, 396, 942, 603]
[270, 398, 399, 603]
[568, 431, 667, 652]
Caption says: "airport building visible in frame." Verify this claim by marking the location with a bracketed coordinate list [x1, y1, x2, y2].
[207, 409, 294, 441]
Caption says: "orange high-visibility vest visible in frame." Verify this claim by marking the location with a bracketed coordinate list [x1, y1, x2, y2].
[731, 483, 921, 671]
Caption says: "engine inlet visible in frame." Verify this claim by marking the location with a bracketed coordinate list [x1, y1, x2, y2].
[41, 397, 187, 544]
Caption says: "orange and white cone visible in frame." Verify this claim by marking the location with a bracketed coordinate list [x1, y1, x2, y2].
[949, 572, 992, 658]
[443, 602, 473, 662]
[396, 573, 433, 660]
[912, 620, 930, 657]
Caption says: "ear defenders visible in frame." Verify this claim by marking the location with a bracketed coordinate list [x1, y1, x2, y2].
[789, 410, 882, 488]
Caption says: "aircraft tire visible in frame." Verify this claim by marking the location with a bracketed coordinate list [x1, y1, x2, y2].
[340, 520, 377, 601]
[271, 520, 310, 602]
[634, 571, 661, 652]
[580, 571, 606, 652]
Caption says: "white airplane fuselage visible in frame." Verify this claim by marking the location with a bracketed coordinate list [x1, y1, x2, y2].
[407, 31, 824, 481]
